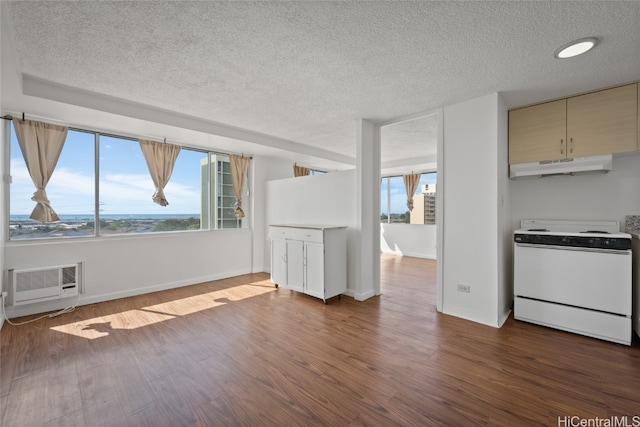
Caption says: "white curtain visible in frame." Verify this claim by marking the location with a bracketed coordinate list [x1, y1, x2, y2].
[12, 117, 68, 222]
[293, 164, 310, 177]
[139, 139, 181, 206]
[403, 173, 421, 211]
[229, 154, 251, 218]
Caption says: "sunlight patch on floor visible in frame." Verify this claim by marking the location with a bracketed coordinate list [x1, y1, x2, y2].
[50, 281, 276, 339]
[50, 309, 176, 339]
[143, 283, 275, 316]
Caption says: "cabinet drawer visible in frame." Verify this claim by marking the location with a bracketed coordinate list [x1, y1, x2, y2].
[268, 226, 294, 240]
[291, 228, 323, 243]
[269, 226, 324, 243]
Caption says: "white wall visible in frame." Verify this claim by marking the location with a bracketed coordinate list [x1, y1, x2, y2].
[265, 170, 358, 296]
[3, 229, 253, 318]
[355, 119, 380, 299]
[496, 94, 512, 327]
[0, 7, 6, 329]
[251, 155, 295, 273]
[510, 152, 640, 230]
[441, 93, 509, 327]
[380, 224, 436, 259]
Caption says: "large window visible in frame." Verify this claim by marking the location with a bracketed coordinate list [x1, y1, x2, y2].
[98, 136, 210, 235]
[8, 121, 249, 240]
[380, 172, 437, 224]
[10, 128, 96, 239]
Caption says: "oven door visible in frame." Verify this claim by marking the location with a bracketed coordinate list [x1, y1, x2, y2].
[514, 243, 631, 316]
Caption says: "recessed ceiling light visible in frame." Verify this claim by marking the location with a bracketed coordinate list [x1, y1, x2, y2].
[554, 37, 598, 59]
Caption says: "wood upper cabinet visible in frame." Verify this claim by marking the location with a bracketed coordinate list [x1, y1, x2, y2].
[508, 83, 639, 164]
[509, 99, 567, 164]
[567, 84, 637, 157]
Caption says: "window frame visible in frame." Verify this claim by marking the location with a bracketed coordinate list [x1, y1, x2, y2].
[5, 118, 251, 241]
[380, 172, 437, 225]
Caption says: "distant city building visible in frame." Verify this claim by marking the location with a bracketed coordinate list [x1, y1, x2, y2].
[410, 184, 436, 225]
[200, 155, 240, 229]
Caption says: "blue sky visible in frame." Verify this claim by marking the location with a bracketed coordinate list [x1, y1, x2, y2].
[10, 124, 436, 216]
[10, 127, 205, 215]
[382, 173, 437, 215]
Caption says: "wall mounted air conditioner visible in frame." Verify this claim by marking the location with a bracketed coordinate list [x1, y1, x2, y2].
[11, 264, 80, 306]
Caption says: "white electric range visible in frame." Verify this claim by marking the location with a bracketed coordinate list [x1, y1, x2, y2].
[514, 219, 632, 345]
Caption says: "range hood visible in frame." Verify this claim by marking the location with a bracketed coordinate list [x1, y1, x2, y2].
[509, 154, 613, 178]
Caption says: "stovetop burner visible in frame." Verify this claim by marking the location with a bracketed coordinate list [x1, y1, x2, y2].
[527, 228, 549, 232]
[581, 230, 610, 234]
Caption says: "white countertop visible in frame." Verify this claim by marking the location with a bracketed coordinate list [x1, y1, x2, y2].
[270, 224, 347, 230]
[624, 215, 640, 239]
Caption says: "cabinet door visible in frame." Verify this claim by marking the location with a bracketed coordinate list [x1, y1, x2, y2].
[271, 239, 287, 287]
[568, 84, 638, 157]
[286, 240, 304, 292]
[304, 242, 325, 300]
[509, 99, 567, 164]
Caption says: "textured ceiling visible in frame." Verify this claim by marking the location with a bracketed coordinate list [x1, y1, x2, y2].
[2, 1, 640, 167]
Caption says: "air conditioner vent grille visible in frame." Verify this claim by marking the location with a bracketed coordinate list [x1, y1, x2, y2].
[15, 268, 61, 293]
[11, 264, 80, 306]
[62, 267, 76, 285]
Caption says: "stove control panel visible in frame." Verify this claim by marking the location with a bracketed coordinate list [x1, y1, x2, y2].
[514, 233, 631, 250]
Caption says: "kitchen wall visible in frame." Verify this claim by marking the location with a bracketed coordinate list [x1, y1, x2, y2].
[510, 152, 640, 231]
[265, 170, 358, 297]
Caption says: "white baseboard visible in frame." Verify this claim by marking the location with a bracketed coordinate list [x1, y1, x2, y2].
[343, 289, 355, 298]
[354, 289, 376, 301]
[3, 268, 253, 320]
[498, 308, 512, 328]
[441, 305, 502, 328]
[380, 250, 436, 259]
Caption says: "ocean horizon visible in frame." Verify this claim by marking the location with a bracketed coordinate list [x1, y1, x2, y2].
[10, 213, 200, 222]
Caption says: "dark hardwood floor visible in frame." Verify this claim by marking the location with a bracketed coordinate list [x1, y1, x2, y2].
[2, 255, 639, 426]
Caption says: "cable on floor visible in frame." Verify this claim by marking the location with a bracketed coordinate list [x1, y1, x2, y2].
[1, 294, 79, 326]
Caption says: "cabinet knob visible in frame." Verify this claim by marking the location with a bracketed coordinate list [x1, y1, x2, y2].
[570, 137, 574, 154]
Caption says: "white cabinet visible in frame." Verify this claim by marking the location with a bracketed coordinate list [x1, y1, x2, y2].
[269, 225, 347, 303]
[285, 239, 304, 293]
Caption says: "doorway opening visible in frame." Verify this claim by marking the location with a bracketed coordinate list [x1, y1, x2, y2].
[377, 110, 443, 311]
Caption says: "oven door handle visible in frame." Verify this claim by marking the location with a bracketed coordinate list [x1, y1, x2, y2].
[515, 243, 631, 255]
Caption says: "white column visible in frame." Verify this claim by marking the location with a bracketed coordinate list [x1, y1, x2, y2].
[0, 3, 5, 328]
[441, 93, 508, 327]
[355, 119, 380, 300]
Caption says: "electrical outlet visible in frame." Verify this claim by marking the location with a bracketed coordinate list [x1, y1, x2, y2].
[457, 284, 471, 294]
